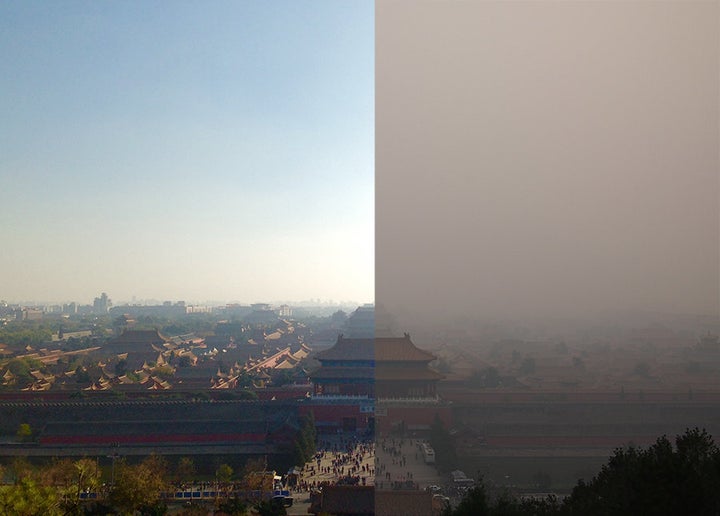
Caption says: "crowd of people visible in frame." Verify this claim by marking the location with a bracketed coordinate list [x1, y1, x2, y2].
[374, 437, 427, 490]
[292, 435, 375, 492]
[290, 434, 444, 496]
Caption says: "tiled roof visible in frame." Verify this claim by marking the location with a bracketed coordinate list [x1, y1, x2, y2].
[315, 337, 374, 361]
[376, 335, 436, 361]
[315, 335, 437, 362]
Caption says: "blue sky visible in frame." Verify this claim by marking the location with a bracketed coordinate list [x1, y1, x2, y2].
[1, 1, 374, 305]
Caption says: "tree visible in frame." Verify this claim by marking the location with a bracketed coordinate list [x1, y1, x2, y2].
[532, 470, 552, 491]
[270, 369, 294, 387]
[5, 358, 43, 387]
[74, 458, 101, 495]
[241, 457, 267, 479]
[292, 412, 317, 466]
[330, 310, 347, 323]
[446, 429, 720, 515]
[447, 482, 489, 516]
[36, 458, 75, 488]
[175, 457, 195, 482]
[238, 388, 258, 400]
[51, 458, 102, 515]
[429, 414, 458, 473]
[0, 478, 62, 516]
[564, 428, 720, 515]
[447, 477, 563, 516]
[254, 498, 287, 516]
[216, 464, 234, 483]
[10, 458, 33, 482]
[108, 457, 168, 514]
[16, 423, 32, 442]
[0, 327, 52, 349]
[74, 366, 90, 384]
[237, 371, 254, 388]
[115, 359, 127, 376]
[218, 496, 248, 516]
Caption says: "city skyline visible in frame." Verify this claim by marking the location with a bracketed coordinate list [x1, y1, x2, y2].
[1, 292, 367, 308]
[1, 1, 374, 305]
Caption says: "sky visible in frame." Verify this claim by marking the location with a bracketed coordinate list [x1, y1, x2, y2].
[1, 1, 374, 306]
[376, 0, 719, 327]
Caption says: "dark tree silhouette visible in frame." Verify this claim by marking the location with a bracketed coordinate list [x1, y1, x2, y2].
[448, 428, 720, 516]
[564, 428, 720, 515]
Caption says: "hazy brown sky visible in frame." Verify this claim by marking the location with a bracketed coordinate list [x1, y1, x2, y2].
[376, 1, 719, 325]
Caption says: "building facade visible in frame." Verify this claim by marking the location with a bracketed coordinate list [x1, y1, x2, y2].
[306, 333, 450, 435]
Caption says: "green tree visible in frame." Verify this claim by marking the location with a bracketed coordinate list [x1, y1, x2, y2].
[16, 423, 32, 442]
[115, 359, 128, 376]
[236, 388, 258, 400]
[0, 478, 62, 516]
[270, 369, 294, 387]
[0, 327, 52, 349]
[74, 366, 90, 384]
[292, 412, 317, 466]
[49, 458, 102, 515]
[74, 458, 101, 496]
[5, 358, 43, 386]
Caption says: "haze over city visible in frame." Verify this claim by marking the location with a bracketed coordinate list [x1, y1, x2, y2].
[0, 2, 719, 514]
[377, 0, 718, 328]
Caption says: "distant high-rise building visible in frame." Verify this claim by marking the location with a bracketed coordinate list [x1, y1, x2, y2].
[277, 304, 292, 318]
[93, 292, 111, 314]
[16, 308, 43, 321]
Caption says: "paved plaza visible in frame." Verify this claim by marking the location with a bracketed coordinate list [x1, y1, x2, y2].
[374, 437, 444, 491]
[286, 435, 446, 515]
